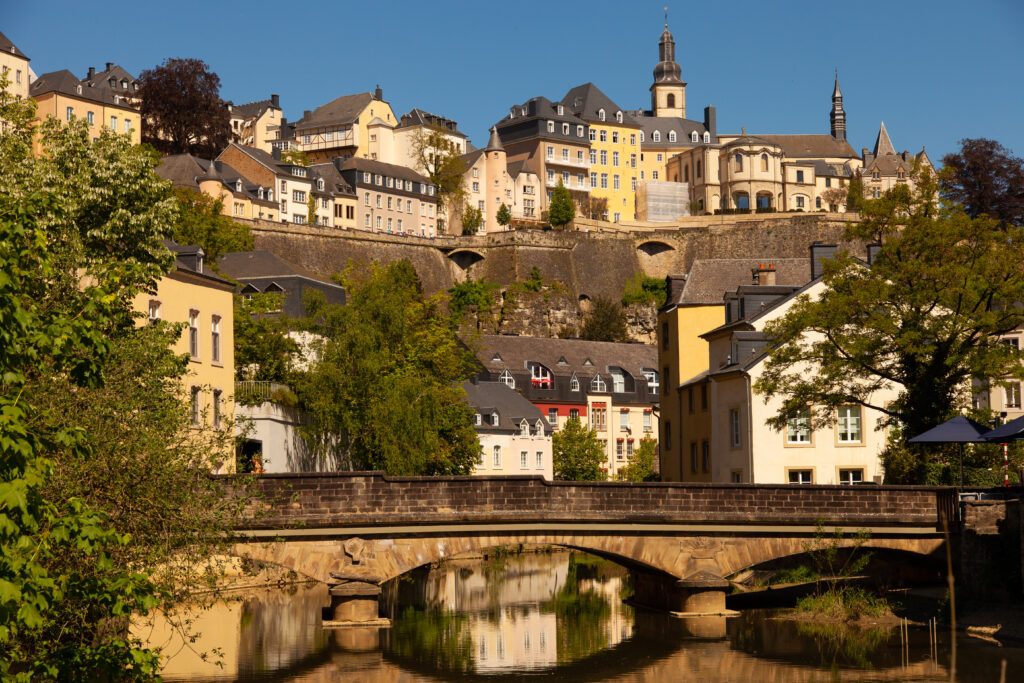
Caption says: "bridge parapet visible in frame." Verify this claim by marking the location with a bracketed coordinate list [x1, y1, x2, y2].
[231, 472, 955, 531]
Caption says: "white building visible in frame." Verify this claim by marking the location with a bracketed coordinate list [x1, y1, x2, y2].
[463, 380, 553, 480]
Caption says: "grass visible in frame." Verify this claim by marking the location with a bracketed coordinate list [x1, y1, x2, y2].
[797, 587, 891, 621]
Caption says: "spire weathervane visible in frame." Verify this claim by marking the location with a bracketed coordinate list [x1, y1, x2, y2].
[664, 5, 669, 27]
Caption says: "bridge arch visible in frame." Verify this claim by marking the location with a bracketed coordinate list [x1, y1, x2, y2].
[635, 240, 677, 278]
[720, 537, 945, 579]
[446, 249, 485, 281]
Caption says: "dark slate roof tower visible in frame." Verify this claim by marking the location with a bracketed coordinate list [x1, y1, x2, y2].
[650, 11, 687, 118]
[830, 69, 847, 143]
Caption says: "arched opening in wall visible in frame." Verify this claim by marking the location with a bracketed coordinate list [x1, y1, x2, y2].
[755, 192, 773, 210]
[636, 241, 677, 279]
[578, 293, 592, 315]
[666, 93, 676, 109]
[732, 192, 750, 210]
[446, 249, 485, 282]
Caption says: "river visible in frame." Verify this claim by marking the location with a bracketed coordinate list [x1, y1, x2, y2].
[139, 550, 1022, 681]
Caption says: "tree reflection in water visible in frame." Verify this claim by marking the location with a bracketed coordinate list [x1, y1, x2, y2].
[795, 620, 892, 671]
[541, 554, 614, 663]
[387, 607, 474, 673]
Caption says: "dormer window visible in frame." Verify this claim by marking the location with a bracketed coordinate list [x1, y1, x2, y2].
[590, 374, 607, 392]
[528, 362, 553, 389]
[562, 123, 569, 135]
[615, 111, 623, 123]
[76, 84, 82, 95]
[547, 120, 555, 133]
[652, 131, 661, 142]
[668, 131, 677, 143]
[703, 132, 711, 143]
[643, 368, 659, 394]
[258, 187, 265, 199]
[556, 105, 564, 115]
[499, 370, 515, 389]
[570, 374, 580, 392]
[317, 178, 324, 191]
[267, 189, 274, 201]
[120, 79, 127, 89]
[235, 180, 242, 192]
[363, 172, 371, 183]
[598, 109, 606, 122]
[475, 413, 482, 426]
[691, 131, 699, 142]
[640, 131, 645, 143]
[519, 420, 529, 436]
[492, 352, 502, 361]
[491, 413, 500, 427]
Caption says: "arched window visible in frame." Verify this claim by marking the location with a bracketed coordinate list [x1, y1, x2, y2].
[760, 153, 768, 172]
[703, 132, 711, 143]
[684, 166, 689, 182]
[691, 131, 699, 143]
[652, 131, 661, 142]
[598, 108, 606, 121]
[666, 93, 675, 109]
[591, 374, 607, 392]
[499, 370, 515, 389]
[615, 111, 623, 123]
[668, 131, 677, 143]
[734, 153, 744, 172]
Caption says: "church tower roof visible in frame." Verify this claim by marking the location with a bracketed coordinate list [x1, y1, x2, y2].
[484, 126, 504, 153]
[830, 69, 846, 142]
[873, 122, 897, 157]
[652, 12, 683, 86]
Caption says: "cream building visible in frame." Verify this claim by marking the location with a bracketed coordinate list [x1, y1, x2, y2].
[858, 122, 934, 199]
[336, 156, 438, 236]
[134, 243, 236, 472]
[458, 127, 515, 233]
[157, 153, 280, 222]
[463, 380, 553, 480]
[30, 68, 141, 147]
[0, 32, 31, 100]
[276, 86, 396, 163]
[229, 94, 282, 153]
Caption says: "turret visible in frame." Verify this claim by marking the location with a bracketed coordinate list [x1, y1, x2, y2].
[830, 69, 846, 142]
[650, 12, 687, 118]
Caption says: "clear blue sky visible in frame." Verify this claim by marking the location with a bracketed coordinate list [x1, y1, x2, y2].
[6, 0, 1024, 160]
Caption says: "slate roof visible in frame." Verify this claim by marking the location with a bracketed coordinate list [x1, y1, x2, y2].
[219, 250, 329, 282]
[396, 108, 466, 137]
[812, 160, 855, 178]
[506, 159, 530, 179]
[293, 92, 373, 132]
[30, 69, 136, 110]
[156, 153, 208, 189]
[561, 82, 640, 128]
[163, 240, 233, 288]
[460, 148, 485, 168]
[669, 258, 811, 306]
[0, 32, 29, 60]
[872, 122, 897, 157]
[338, 156, 433, 187]
[501, 95, 585, 126]
[475, 335, 657, 379]
[219, 250, 346, 315]
[462, 380, 549, 434]
[308, 161, 356, 197]
[231, 98, 277, 119]
[81, 64, 138, 98]
[755, 134, 857, 159]
[629, 112, 713, 147]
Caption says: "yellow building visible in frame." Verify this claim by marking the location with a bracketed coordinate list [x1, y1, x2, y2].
[156, 153, 280, 222]
[0, 31, 31, 100]
[657, 258, 811, 480]
[278, 86, 395, 163]
[561, 83, 642, 222]
[30, 69, 141, 147]
[134, 243, 236, 472]
[229, 94, 282, 153]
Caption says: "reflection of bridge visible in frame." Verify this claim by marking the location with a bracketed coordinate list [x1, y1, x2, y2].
[231, 473, 957, 621]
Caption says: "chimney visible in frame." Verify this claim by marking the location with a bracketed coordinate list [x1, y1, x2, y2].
[271, 146, 282, 161]
[703, 105, 717, 138]
[866, 243, 882, 266]
[374, 84, 383, 100]
[303, 110, 312, 120]
[87, 66, 95, 80]
[271, 93, 280, 108]
[106, 62, 114, 72]
[752, 262, 777, 286]
[810, 242, 838, 281]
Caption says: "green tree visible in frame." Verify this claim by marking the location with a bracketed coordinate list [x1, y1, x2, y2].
[548, 180, 575, 228]
[622, 273, 668, 308]
[579, 296, 630, 342]
[410, 126, 468, 230]
[755, 167, 1024, 482]
[233, 293, 300, 384]
[170, 187, 253, 262]
[307, 190, 317, 226]
[1, 87, 170, 680]
[616, 438, 659, 482]
[447, 278, 499, 324]
[295, 261, 481, 474]
[496, 202, 511, 228]
[461, 204, 483, 235]
[553, 418, 607, 481]
[845, 174, 865, 213]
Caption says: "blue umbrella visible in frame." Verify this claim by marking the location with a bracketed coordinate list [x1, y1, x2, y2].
[908, 416, 990, 487]
[981, 414, 1024, 442]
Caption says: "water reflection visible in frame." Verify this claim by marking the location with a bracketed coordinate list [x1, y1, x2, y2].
[149, 551, 1023, 682]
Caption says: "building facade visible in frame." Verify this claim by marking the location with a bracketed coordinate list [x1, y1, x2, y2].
[276, 87, 396, 163]
[30, 68, 141, 147]
[336, 156, 439, 236]
[0, 32, 31, 100]
[463, 380, 553, 480]
[229, 94, 282, 153]
[473, 335, 659, 479]
[858, 122, 934, 199]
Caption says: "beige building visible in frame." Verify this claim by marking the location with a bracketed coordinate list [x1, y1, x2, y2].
[458, 127, 515, 233]
[464, 380, 553, 480]
[134, 243, 236, 472]
[858, 122, 934, 199]
[157, 153, 280, 221]
[335, 156, 438, 236]
[276, 86, 396, 163]
[0, 32, 31, 100]
[229, 94, 282, 153]
[30, 68, 141, 147]
[392, 108, 469, 168]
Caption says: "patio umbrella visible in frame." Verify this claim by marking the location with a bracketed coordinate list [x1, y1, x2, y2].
[908, 415, 990, 486]
[981, 415, 1024, 488]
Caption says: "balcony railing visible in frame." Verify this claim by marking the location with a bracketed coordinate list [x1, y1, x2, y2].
[235, 380, 295, 406]
[546, 178, 590, 191]
[545, 155, 591, 169]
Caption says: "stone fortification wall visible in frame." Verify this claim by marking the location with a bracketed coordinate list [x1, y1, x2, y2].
[234, 471, 950, 531]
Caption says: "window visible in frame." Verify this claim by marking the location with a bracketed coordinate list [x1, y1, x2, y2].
[536, 451, 543, 468]
[788, 469, 814, 485]
[631, 177, 637, 191]
[734, 153, 744, 172]
[147, 300, 161, 321]
[730, 409, 741, 447]
[652, 131, 661, 142]
[1007, 382, 1022, 409]
[190, 386, 201, 426]
[521, 451, 528, 468]
[688, 386, 695, 414]
[489, 412, 499, 427]
[529, 362, 553, 388]
[615, 111, 623, 123]
[786, 408, 811, 444]
[364, 213, 370, 227]
[833, 405, 863, 443]
[493, 445, 501, 467]
[577, 150, 584, 163]
[731, 470, 743, 483]
[86, 111, 95, 125]
[211, 315, 221, 364]
[520, 421, 529, 436]
[375, 215, 382, 229]
[796, 196, 806, 209]
[839, 469, 864, 485]
[598, 109, 606, 121]
[619, 410, 629, 430]
[592, 407, 607, 431]
[561, 123, 569, 135]
[375, 194, 382, 208]
[570, 375, 580, 392]
[599, 150, 607, 165]
[590, 172, 597, 187]
[499, 370, 515, 389]
[374, 174, 382, 185]
[590, 374, 606, 392]
[474, 413, 482, 426]
[668, 131, 677, 143]
[691, 131, 699, 143]
[643, 411, 652, 432]
[363, 172, 371, 184]
[689, 442, 698, 473]
[387, 217, 393, 232]
[701, 441, 710, 473]
[110, 115, 117, 130]
[547, 120, 555, 133]
[293, 190, 306, 202]
[611, 151, 619, 167]
[796, 170, 805, 183]
[599, 130, 607, 143]
[600, 173, 608, 189]
[188, 310, 199, 359]
[577, 125, 584, 137]
[703, 132, 711, 143]
[548, 408, 558, 425]
[387, 196, 393, 209]
[825, 177, 832, 188]
[816, 197, 822, 209]
[213, 389, 222, 429]
[364, 192, 370, 206]
[652, 171, 659, 180]
[613, 175, 620, 190]
[616, 441, 624, 460]
[66, 106, 74, 121]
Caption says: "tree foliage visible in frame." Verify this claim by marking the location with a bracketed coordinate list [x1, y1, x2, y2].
[170, 187, 253, 262]
[579, 296, 630, 343]
[496, 203, 511, 227]
[548, 181, 575, 228]
[461, 204, 483, 235]
[845, 175, 865, 213]
[586, 195, 608, 220]
[616, 438, 659, 482]
[233, 293, 300, 384]
[755, 166, 1024, 482]
[138, 58, 231, 157]
[622, 273, 668, 308]
[295, 261, 481, 474]
[409, 126, 468, 224]
[553, 418, 607, 481]
[941, 138, 1024, 226]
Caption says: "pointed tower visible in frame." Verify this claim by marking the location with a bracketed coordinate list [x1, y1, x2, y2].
[873, 122, 897, 157]
[830, 70, 846, 142]
[650, 11, 687, 118]
[198, 158, 225, 203]
[484, 127, 508, 233]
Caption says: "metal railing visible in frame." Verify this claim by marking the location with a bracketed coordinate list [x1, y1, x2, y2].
[235, 380, 291, 405]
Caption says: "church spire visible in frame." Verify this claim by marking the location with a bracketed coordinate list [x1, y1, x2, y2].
[830, 69, 846, 142]
[650, 11, 687, 118]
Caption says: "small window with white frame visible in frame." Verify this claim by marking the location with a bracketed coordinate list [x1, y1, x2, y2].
[474, 413, 482, 426]
[546, 120, 554, 133]
[839, 468, 864, 485]
[188, 310, 200, 359]
[147, 300, 161, 322]
[837, 405, 862, 443]
[499, 369, 515, 389]
[492, 445, 501, 467]
[491, 412, 499, 427]
[788, 469, 813, 484]
[210, 315, 221, 364]
[521, 451, 528, 468]
[570, 374, 580, 392]
[590, 374, 607, 392]
[1006, 382, 1022, 409]
[786, 408, 812, 444]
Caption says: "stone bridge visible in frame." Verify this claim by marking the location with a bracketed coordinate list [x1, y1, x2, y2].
[230, 473, 957, 623]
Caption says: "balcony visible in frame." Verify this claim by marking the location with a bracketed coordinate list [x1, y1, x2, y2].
[546, 177, 590, 191]
[545, 155, 591, 170]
